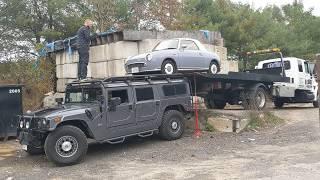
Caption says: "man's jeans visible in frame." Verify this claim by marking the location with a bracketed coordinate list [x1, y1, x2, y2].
[78, 48, 89, 80]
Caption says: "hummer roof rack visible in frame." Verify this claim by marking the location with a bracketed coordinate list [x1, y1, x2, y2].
[66, 74, 186, 86]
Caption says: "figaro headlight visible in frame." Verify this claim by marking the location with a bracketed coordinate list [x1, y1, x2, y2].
[146, 54, 152, 61]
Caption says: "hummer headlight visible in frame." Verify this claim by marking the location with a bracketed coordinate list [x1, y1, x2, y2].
[25, 121, 30, 129]
[19, 121, 24, 128]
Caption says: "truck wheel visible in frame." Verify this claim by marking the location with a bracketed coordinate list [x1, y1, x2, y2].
[205, 95, 226, 109]
[161, 60, 177, 75]
[208, 61, 220, 74]
[274, 99, 284, 108]
[25, 145, 44, 155]
[313, 93, 319, 108]
[44, 125, 88, 166]
[159, 110, 185, 140]
[242, 87, 267, 110]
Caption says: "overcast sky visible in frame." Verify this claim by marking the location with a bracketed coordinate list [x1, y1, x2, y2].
[231, 0, 320, 16]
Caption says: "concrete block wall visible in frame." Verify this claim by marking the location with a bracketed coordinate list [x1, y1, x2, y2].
[55, 34, 238, 92]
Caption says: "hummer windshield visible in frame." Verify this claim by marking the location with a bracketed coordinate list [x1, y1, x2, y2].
[65, 86, 103, 103]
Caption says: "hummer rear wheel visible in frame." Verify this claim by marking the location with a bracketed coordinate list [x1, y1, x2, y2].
[44, 125, 88, 166]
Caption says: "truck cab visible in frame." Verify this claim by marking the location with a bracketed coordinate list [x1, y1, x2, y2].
[256, 57, 318, 108]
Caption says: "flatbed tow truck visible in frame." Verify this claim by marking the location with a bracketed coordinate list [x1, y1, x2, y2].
[187, 48, 318, 110]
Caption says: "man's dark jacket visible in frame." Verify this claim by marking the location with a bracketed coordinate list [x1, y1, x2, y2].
[77, 26, 91, 50]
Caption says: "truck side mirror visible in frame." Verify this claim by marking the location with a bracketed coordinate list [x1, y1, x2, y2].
[108, 97, 121, 111]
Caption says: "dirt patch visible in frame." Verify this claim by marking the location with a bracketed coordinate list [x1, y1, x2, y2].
[0, 142, 16, 159]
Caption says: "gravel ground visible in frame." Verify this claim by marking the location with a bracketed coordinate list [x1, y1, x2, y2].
[0, 104, 319, 180]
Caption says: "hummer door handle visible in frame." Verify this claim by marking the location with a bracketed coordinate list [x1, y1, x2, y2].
[155, 100, 160, 105]
[129, 104, 133, 110]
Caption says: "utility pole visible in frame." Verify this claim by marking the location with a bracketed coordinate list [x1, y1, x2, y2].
[316, 54, 320, 127]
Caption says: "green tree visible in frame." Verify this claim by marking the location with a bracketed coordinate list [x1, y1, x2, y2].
[0, 0, 90, 60]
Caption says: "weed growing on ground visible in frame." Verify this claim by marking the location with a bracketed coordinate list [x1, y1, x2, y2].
[247, 111, 284, 130]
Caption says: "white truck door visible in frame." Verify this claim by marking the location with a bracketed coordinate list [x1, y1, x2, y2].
[303, 61, 313, 90]
[297, 60, 309, 90]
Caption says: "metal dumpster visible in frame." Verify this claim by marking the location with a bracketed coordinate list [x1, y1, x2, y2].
[0, 85, 23, 138]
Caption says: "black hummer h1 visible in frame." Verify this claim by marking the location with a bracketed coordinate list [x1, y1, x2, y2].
[18, 75, 192, 165]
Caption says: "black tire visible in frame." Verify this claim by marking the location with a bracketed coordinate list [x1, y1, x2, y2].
[44, 125, 88, 166]
[313, 101, 319, 108]
[313, 93, 319, 108]
[25, 145, 44, 155]
[241, 87, 267, 110]
[161, 60, 177, 75]
[159, 110, 185, 140]
[204, 95, 226, 109]
[208, 61, 220, 74]
[274, 98, 284, 108]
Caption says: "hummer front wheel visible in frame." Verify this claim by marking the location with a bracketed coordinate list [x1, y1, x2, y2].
[44, 125, 88, 166]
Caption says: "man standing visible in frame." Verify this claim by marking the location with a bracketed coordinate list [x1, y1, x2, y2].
[77, 19, 93, 80]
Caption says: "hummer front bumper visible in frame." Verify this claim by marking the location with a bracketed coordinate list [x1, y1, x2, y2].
[18, 130, 47, 148]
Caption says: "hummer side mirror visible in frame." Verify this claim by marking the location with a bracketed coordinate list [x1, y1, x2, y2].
[97, 95, 104, 104]
[55, 98, 63, 105]
[109, 97, 121, 111]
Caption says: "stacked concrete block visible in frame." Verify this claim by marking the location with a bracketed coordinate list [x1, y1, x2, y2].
[57, 78, 76, 92]
[108, 41, 138, 60]
[90, 62, 108, 78]
[137, 39, 162, 54]
[107, 59, 127, 77]
[90, 45, 108, 62]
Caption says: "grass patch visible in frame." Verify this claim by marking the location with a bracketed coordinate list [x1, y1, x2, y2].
[247, 111, 285, 130]
[205, 122, 215, 132]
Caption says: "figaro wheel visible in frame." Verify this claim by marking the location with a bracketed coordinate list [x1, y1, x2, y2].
[161, 60, 177, 75]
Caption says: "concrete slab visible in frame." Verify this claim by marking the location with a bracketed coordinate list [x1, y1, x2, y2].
[108, 41, 138, 60]
[60, 50, 79, 64]
[90, 45, 109, 62]
[90, 62, 108, 78]
[123, 30, 157, 41]
[57, 78, 76, 92]
[207, 116, 249, 133]
[63, 63, 78, 78]
[55, 53, 63, 65]
[107, 59, 126, 77]
[138, 39, 162, 54]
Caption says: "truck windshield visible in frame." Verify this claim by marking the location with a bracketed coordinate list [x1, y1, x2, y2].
[65, 87, 103, 103]
[153, 39, 179, 51]
[262, 61, 291, 70]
